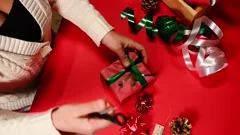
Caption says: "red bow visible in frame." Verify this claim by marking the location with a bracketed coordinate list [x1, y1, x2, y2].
[135, 93, 153, 114]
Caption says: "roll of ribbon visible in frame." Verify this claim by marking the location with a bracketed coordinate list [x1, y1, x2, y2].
[179, 16, 228, 77]
[120, 7, 227, 77]
[185, 0, 220, 6]
[120, 7, 209, 41]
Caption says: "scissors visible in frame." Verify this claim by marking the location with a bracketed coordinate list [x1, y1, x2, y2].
[87, 107, 129, 126]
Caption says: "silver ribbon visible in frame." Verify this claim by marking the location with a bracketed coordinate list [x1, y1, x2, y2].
[180, 16, 228, 77]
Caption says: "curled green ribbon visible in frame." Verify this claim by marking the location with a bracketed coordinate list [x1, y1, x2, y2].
[121, 7, 158, 40]
[121, 7, 211, 44]
[106, 53, 148, 87]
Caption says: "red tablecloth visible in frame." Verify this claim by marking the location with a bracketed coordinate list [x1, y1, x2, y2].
[30, 0, 240, 135]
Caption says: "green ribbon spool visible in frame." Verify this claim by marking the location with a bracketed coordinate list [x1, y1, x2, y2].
[106, 53, 148, 87]
[121, 7, 211, 45]
[155, 16, 187, 44]
[156, 16, 211, 45]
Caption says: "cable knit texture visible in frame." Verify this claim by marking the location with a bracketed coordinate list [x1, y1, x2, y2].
[0, 109, 60, 135]
[0, 0, 113, 134]
[52, 0, 114, 45]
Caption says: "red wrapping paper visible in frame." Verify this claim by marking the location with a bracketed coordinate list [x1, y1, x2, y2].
[101, 52, 155, 103]
[186, 0, 219, 6]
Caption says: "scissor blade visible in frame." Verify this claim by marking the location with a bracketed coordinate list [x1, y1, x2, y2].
[99, 107, 116, 115]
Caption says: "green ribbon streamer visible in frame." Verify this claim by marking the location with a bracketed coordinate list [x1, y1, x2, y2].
[121, 7, 158, 40]
[121, 7, 211, 44]
[106, 54, 148, 87]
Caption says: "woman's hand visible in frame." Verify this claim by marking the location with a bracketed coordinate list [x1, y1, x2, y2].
[52, 99, 113, 135]
[101, 31, 148, 67]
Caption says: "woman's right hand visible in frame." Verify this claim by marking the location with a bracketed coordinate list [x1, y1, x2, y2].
[51, 99, 113, 135]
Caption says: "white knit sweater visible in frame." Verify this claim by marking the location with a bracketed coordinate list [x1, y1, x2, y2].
[0, 0, 113, 134]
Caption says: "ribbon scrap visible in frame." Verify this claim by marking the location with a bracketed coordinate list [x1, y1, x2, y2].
[106, 53, 149, 87]
[120, 115, 150, 135]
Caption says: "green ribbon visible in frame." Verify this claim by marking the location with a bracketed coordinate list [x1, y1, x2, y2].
[106, 54, 148, 87]
[156, 16, 211, 45]
[121, 7, 211, 44]
[121, 7, 158, 40]
[155, 16, 187, 44]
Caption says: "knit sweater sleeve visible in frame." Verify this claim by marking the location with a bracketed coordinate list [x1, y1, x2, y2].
[50, 0, 114, 46]
[0, 109, 60, 135]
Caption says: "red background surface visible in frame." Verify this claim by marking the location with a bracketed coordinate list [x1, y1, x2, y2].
[30, 0, 240, 135]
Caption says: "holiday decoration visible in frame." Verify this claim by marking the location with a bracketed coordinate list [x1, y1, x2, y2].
[120, 115, 150, 135]
[135, 93, 153, 114]
[157, 15, 227, 77]
[121, 7, 158, 40]
[121, 7, 226, 77]
[101, 52, 155, 103]
[162, 0, 208, 23]
[141, 0, 160, 11]
[156, 15, 211, 44]
[121, 7, 209, 41]
[169, 117, 192, 135]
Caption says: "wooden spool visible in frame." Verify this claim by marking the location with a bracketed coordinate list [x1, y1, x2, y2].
[162, 0, 209, 23]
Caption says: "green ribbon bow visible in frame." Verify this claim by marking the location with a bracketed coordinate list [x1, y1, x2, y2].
[106, 53, 148, 87]
[121, 7, 211, 44]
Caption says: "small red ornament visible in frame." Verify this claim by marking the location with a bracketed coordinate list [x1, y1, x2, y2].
[119, 115, 150, 135]
[135, 93, 153, 114]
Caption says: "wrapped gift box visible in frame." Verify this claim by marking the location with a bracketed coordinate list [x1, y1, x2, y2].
[101, 52, 155, 103]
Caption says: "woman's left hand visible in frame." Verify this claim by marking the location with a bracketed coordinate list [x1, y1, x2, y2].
[101, 31, 148, 67]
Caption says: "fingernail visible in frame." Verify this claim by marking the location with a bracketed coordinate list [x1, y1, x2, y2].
[106, 102, 111, 108]
[98, 99, 107, 110]
[124, 62, 130, 67]
[123, 59, 130, 67]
